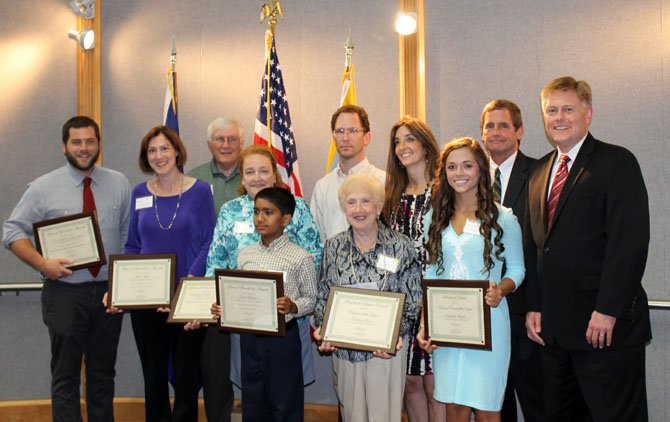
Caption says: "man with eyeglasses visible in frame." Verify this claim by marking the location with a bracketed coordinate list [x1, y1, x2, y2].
[310, 105, 386, 244]
[189, 116, 244, 213]
[187, 116, 244, 422]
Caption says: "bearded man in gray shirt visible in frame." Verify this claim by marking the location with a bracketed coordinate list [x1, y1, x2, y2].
[3, 116, 131, 422]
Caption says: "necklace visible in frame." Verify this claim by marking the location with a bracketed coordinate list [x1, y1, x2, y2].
[348, 239, 389, 291]
[153, 175, 183, 230]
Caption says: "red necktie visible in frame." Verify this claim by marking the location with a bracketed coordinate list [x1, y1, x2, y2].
[83, 177, 100, 277]
[546, 155, 570, 230]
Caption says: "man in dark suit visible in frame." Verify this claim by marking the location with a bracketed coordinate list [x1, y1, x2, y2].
[481, 99, 543, 422]
[525, 76, 651, 421]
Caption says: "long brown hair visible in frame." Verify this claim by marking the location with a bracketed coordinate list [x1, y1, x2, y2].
[425, 137, 504, 275]
[382, 116, 439, 224]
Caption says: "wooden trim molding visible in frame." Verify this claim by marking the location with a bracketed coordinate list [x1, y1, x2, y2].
[75, 0, 102, 162]
[398, 0, 426, 121]
[0, 399, 344, 422]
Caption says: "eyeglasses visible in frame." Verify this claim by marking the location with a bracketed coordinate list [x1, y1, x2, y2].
[211, 136, 241, 144]
[147, 145, 173, 156]
[333, 127, 366, 137]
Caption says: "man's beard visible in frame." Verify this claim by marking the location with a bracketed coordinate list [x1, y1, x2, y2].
[65, 149, 99, 171]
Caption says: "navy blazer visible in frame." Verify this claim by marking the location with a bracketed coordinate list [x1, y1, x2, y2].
[523, 133, 651, 350]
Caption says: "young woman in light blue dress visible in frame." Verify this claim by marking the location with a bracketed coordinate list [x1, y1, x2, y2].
[417, 137, 524, 422]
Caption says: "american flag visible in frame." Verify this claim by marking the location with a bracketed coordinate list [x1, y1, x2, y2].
[253, 31, 303, 197]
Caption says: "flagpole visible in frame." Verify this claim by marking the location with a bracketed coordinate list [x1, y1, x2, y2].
[345, 29, 353, 71]
[168, 39, 177, 117]
[265, 32, 272, 146]
[260, 0, 283, 147]
[325, 32, 357, 173]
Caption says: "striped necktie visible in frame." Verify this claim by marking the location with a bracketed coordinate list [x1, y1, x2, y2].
[492, 167, 502, 203]
[547, 155, 570, 230]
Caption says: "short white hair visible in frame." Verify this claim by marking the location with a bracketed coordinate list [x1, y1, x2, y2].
[337, 173, 384, 210]
[206, 117, 244, 141]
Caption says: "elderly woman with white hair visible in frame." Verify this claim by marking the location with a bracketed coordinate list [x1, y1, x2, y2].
[314, 172, 423, 422]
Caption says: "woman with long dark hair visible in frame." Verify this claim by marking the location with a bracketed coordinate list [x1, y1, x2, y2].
[418, 137, 524, 422]
[382, 116, 445, 421]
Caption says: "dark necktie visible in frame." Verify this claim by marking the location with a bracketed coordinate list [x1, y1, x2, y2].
[547, 155, 570, 230]
[493, 167, 502, 203]
[83, 177, 100, 277]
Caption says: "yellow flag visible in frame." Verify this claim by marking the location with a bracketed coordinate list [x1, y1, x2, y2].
[326, 64, 357, 173]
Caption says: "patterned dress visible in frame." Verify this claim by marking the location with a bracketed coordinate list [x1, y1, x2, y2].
[391, 190, 433, 376]
[314, 222, 423, 363]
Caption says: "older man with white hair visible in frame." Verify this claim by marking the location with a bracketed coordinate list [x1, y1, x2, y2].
[189, 116, 244, 212]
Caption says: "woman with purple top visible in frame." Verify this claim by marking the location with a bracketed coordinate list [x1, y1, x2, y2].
[125, 126, 216, 422]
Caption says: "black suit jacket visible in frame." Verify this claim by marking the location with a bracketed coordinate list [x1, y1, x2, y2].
[524, 133, 651, 350]
[500, 151, 536, 334]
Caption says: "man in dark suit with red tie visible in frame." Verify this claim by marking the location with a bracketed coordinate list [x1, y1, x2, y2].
[481, 99, 543, 422]
[524, 77, 651, 421]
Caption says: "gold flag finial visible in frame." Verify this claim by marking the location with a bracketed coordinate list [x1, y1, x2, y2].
[260, 0, 283, 35]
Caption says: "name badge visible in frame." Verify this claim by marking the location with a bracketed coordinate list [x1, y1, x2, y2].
[135, 196, 153, 210]
[376, 254, 399, 273]
[463, 219, 481, 235]
[234, 221, 255, 234]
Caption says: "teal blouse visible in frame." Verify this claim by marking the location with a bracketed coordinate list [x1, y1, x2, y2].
[205, 194, 322, 274]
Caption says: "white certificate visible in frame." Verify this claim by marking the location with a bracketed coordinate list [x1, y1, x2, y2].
[108, 254, 175, 309]
[168, 277, 217, 323]
[33, 211, 105, 271]
[215, 269, 285, 335]
[321, 287, 405, 354]
[422, 279, 491, 350]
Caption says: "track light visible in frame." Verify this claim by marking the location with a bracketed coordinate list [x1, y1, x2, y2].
[395, 12, 418, 35]
[68, 28, 95, 51]
[70, 0, 95, 19]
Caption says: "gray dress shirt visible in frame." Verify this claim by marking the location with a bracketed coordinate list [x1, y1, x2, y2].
[3, 164, 131, 283]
